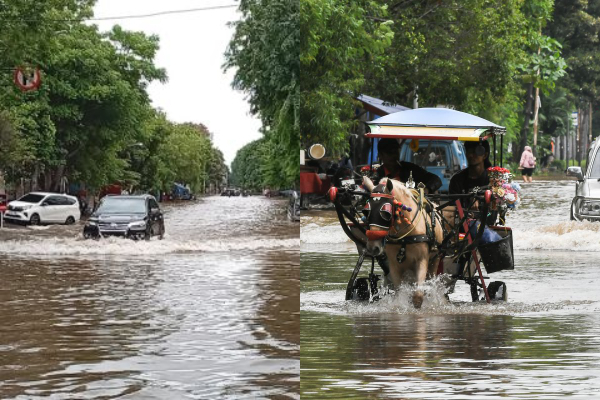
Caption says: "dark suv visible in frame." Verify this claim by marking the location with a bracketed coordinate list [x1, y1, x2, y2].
[83, 194, 165, 240]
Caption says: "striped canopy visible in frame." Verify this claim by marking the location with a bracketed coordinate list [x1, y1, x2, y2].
[367, 108, 505, 141]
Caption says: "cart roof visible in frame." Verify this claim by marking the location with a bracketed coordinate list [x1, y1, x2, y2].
[366, 108, 505, 141]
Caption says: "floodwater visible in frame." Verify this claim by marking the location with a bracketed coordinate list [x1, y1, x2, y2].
[301, 180, 600, 399]
[0, 196, 299, 399]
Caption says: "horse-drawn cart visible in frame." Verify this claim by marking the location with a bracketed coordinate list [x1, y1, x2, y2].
[328, 108, 518, 306]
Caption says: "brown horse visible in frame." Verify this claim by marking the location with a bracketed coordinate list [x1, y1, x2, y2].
[363, 177, 444, 308]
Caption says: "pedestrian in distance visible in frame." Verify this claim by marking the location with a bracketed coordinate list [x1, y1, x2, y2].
[519, 146, 536, 183]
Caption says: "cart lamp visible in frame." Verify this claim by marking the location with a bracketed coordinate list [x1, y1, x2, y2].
[328, 187, 338, 202]
[307, 144, 326, 160]
[485, 190, 492, 205]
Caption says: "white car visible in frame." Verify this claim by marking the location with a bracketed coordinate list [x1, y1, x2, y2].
[4, 192, 80, 225]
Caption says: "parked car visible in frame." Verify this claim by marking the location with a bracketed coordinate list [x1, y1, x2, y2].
[221, 188, 241, 196]
[567, 138, 600, 221]
[83, 194, 165, 240]
[288, 190, 300, 222]
[172, 183, 194, 200]
[4, 192, 80, 225]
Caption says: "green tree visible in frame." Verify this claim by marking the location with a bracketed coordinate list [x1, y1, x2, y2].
[300, 0, 393, 154]
[231, 138, 267, 191]
[154, 122, 213, 193]
[367, 0, 523, 113]
[546, 0, 600, 162]
[1, 1, 166, 191]
[225, 0, 300, 188]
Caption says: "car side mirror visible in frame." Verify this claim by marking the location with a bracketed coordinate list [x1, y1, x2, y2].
[566, 166, 584, 181]
[42, 202, 49, 206]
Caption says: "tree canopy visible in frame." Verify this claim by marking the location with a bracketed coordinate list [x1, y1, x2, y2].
[299, 0, 581, 165]
[225, 0, 299, 189]
[0, 0, 227, 195]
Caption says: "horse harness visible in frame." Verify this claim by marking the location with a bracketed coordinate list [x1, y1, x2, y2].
[375, 185, 439, 263]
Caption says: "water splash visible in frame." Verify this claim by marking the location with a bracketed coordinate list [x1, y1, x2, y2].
[0, 236, 299, 257]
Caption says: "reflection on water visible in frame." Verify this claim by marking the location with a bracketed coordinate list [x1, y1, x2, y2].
[0, 196, 299, 399]
[301, 311, 600, 399]
[301, 180, 600, 398]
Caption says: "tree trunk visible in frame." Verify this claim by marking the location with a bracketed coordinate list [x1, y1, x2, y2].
[46, 165, 66, 192]
[32, 163, 40, 192]
[517, 82, 535, 163]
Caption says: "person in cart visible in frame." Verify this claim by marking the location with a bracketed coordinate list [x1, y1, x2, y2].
[373, 138, 442, 193]
[449, 139, 492, 198]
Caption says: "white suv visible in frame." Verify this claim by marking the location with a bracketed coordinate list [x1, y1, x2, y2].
[4, 192, 81, 225]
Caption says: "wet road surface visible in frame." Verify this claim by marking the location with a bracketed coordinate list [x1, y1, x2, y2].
[0, 196, 299, 399]
[300, 180, 600, 399]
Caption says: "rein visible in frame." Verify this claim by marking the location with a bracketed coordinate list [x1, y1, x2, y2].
[386, 185, 438, 247]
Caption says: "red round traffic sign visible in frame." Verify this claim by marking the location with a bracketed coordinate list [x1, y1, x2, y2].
[13, 67, 42, 92]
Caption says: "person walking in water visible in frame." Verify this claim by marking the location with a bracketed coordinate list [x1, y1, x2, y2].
[519, 145, 536, 183]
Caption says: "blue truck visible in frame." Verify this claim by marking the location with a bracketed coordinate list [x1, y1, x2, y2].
[368, 138, 468, 193]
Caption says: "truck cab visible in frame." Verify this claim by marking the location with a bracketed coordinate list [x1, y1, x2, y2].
[399, 140, 467, 193]
[568, 138, 600, 221]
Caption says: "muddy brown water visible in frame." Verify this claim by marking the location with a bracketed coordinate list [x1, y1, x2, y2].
[301, 180, 600, 399]
[0, 196, 299, 399]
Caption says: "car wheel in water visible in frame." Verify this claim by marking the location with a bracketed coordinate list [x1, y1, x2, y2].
[30, 213, 40, 226]
[144, 226, 151, 241]
[65, 216, 75, 225]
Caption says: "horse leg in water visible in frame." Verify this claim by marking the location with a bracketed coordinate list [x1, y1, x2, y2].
[385, 242, 430, 308]
[412, 256, 429, 308]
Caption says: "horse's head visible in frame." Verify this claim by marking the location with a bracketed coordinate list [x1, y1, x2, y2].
[362, 178, 414, 256]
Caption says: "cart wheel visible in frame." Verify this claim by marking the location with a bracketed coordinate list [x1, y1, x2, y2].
[470, 283, 480, 302]
[487, 281, 507, 301]
[352, 278, 370, 301]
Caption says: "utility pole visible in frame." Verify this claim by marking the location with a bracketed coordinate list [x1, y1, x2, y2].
[577, 107, 581, 165]
[533, 87, 540, 156]
[532, 30, 541, 157]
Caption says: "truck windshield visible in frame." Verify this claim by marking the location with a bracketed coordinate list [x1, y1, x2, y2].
[588, 149, 600, 178]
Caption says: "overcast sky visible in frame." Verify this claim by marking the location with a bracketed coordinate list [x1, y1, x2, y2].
[92, 0, 262, 167]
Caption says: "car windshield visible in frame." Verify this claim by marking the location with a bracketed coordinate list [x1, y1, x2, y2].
[18, 194, 44, 203]
[97, 198, 146, 214]
[589, 149, 600, 178]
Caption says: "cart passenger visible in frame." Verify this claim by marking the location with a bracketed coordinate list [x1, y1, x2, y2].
[374, 138, 442, 193]
[449, 140, 491, 197]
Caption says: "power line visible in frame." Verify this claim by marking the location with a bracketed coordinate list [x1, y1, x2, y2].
[91, 4, 238, 21]
[0, 4, 238, 23]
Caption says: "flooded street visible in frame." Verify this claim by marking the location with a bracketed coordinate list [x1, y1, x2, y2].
[0, 196, 299, 399]
[301, 180, 600, 399]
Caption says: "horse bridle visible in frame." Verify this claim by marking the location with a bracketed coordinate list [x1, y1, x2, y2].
[364, 185, 435, 246]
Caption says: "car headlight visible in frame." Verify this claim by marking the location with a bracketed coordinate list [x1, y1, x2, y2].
[128, 221, 146, 228]
[579, 199, 600, 215]
[88, 220, 97, 226]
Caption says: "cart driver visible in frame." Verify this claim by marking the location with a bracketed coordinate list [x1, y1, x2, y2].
[449, 139, 492, 198]
[374, 138, 442, 193]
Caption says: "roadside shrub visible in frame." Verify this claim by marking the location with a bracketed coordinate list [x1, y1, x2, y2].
[551, 159, 566, 171]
